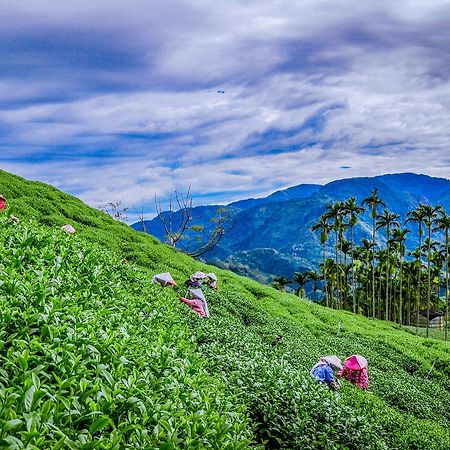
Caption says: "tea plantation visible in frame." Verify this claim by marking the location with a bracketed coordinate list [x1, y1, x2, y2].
[1, 169, 450, 449]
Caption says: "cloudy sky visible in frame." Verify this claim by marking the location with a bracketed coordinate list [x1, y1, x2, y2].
[1, 0, 450, 218]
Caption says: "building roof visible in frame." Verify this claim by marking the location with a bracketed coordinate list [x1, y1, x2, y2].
[418, 310, 444, 320]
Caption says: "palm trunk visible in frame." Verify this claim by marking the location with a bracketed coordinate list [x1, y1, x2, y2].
[399, 258, 403, 326]
[343, 253, 348, 311]
[407, 274, 411, 326]
[365, 262, 369, 316]
[372, 217, 376, 319]
[445, 230, 449, 341]
[391, 268, 396, 324]
[322, 243, 329, 308]
[331, 280, 335, 309]
[378, 271, 382, 319]
[351, 226, 356, 314]
[385, 263, 389, 321]
[426, 226, 431, 338]
[385, 227, 390, 321]
[334, 230, 339, 309]
[416, 226, 422, 335]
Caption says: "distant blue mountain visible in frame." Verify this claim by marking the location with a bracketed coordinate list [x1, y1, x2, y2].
[229, 183, 321, 209]
[132, 173, 450, 285]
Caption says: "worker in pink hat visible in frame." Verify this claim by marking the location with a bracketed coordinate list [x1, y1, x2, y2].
[180, 288, 210, 318]
[0, 193, 6, 210]
[337, 355, 369, 390]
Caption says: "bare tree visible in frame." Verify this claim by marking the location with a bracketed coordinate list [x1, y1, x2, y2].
[155, 188, 193, 248]
[141, 188, 233, 258]
[186, 207, 232, 258]
[133, 205, 149, 234]
[99, 201, 129, 222]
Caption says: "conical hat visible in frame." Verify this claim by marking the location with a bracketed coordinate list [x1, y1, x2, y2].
[322, 355, 343, 371]
[152, 272, 176, 286]
[189, 288, 206, 301]
[191, 271, 206, 280]
[61, 224, 76, 234]
[344, 355, 368, 370]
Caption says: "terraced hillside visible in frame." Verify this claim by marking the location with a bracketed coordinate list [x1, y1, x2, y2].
[1, 169, 450, 449]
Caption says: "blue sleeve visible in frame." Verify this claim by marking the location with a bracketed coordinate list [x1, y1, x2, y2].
[324, 366, 334, 383]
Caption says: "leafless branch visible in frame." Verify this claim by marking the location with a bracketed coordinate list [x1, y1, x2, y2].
[155, 186, 193, 248]
[188, 208, 233, 258]
[99, 201, 129, 222]
[133, 204, 148, 234]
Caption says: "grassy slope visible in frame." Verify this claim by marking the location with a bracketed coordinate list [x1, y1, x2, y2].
[0, 223, 253, 448]
[1, 170, 450, 449]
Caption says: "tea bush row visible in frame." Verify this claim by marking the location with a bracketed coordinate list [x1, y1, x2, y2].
[2, 171, 450, 449]
[191, 289, 450, 449]
[0, 218, 253, 449]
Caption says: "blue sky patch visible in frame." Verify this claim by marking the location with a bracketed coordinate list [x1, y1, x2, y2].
[0, 1, 449, 218]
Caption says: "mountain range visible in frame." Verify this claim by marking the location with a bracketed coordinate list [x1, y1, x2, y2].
[132, 173, 450, 285]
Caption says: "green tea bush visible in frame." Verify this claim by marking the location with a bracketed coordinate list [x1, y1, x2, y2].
[193, 289, 450, 449]
[2, 169, 450, 449]
[0, 218, 253, 449]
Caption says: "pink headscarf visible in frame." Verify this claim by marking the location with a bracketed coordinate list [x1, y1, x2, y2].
[180, 297, 207, 317]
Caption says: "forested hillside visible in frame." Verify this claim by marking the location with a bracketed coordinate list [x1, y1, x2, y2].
[1, 169, 450, 449]
[134, 173, 450, 285]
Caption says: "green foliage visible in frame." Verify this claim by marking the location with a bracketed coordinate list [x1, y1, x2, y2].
[0, 217, 252, 448]
[195, 290, 450, 449]
[1, 170, 450, 449]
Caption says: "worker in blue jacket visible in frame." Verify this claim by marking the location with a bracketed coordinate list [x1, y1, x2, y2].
[311, 355, 342, 390]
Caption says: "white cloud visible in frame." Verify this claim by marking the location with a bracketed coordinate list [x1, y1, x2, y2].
[1, 0, 450, 217]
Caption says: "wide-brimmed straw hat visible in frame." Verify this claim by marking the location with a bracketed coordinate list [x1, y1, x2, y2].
[322, 355, 343, 371]
[344, 355, 368, 370]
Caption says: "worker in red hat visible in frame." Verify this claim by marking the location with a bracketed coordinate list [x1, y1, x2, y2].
[337, 355, 369, 390]
[0, 193, 6, 210]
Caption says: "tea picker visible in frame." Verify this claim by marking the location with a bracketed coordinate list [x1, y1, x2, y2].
[152, 272, 177, 287]
[184, 271, 218, 289]
[337, 354, 369, 390]
[180, 288, 210, 318]
[311, 355, 343, 390]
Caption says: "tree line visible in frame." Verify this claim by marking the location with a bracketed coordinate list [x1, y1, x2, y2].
[273, 189, 450, 340]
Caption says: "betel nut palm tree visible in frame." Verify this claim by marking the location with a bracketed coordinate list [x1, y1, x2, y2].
[343, 197, 365, 313]
[420, 204, 443, 337]
[311, 215, 331, 271]
[377, 209, 400, 321]
[294, 271, 309, 297]
[324, 201, 347, 309]
[311, 215, 331, 306]
[362, 188, 385, 319]
[272, 276, 292, 292]
[310, 193, 450, 331]
[434, 211, 450, 340]
[406, 204, 427, 335]
[390, 227, 410, 325]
